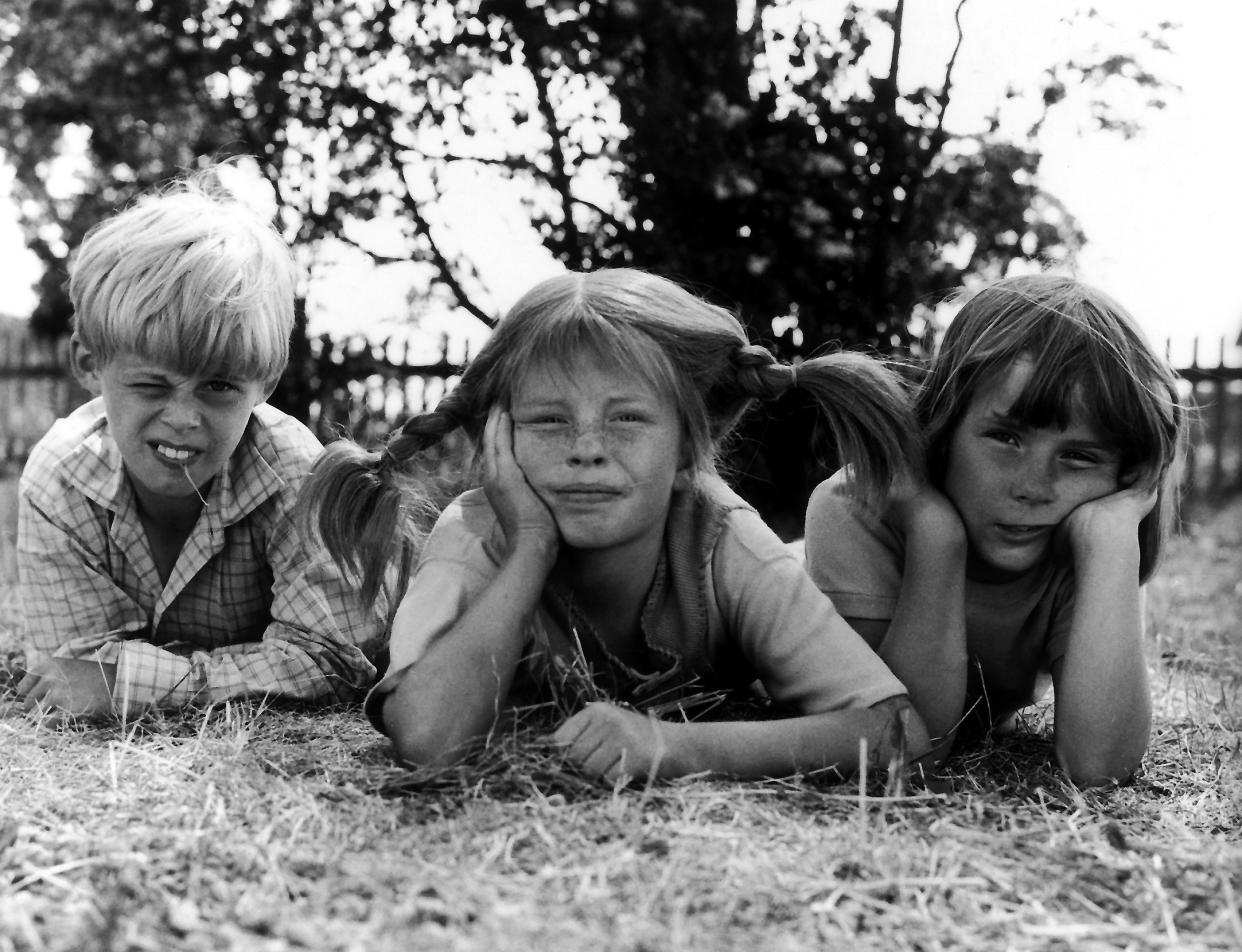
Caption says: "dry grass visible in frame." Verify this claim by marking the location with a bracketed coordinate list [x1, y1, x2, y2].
[1, 484, 1240, 952]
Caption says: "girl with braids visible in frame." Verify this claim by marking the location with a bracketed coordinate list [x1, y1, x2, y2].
[805, 274, 1188, 786]
[300, 268, 932, 781]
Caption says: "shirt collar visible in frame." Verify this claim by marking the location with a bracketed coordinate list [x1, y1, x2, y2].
[59, 410, 286, 525]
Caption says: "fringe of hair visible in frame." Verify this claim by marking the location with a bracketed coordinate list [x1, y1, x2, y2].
[70, 167, 295, 384]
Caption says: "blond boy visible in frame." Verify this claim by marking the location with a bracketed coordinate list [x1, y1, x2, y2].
[17, 171, 387, 721]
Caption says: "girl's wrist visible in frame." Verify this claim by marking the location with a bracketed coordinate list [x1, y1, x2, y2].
[658, 720, 703, 777]
[906, 505, 967, 555]
[1067, 512, 1142, 565]
[1071, 533, 1141, 576]
[507, 527, 559, 565]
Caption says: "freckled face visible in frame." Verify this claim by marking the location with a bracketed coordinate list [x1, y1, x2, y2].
[509, 355, 685, 558]
[943, 357, 1122, 581]
[86, 351, 269, 515]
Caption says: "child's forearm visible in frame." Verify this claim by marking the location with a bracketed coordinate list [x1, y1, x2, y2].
[383, 537, 555, 767]
[1054, 542, 1151, 785]
[879, 509, 968, 749]
[657, 697, 932, 780]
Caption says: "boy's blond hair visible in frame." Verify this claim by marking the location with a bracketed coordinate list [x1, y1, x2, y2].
[70, 166, 295, 384]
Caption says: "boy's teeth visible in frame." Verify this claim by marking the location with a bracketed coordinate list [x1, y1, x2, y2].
[156, 444, 193, 462]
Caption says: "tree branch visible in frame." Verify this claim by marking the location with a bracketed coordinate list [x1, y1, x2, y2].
[928, 0, 969, 157]
[888, 0, 904, 85]
[378, 125, 499, 329]
[896, 0, 968, 238]
[505, 17, 584, 264]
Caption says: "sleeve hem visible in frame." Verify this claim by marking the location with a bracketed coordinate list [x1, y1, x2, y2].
[824, 592, 898, 621]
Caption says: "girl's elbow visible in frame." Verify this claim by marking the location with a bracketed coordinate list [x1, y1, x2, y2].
[389, 721, 472, 769]
[1055, 741, 1143, 788]
[382, 689, 479, 768]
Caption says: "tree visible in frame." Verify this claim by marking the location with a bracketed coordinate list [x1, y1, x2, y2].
[0, 0, 1175, 530]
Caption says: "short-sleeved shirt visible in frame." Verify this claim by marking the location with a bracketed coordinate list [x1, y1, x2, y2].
[366, 476, 907, 732]
[804, 470, 1076, 724]
[18, 397, 389, 711]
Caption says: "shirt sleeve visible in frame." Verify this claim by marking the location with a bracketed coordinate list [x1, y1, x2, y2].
[18, 484, 199, 714]
[1043, 569, 1079, 671]
[712, 506, 908, 715]
[156, 493, 390, 709]
[361, 497, 500, 731]
[18, 466, 389, 713]
[803, 470, 903, 623]
[18, 489, 151, 656]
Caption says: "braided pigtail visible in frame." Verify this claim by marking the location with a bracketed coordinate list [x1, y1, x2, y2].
[296, 388, 476, 606]
[730, 345, 923, 505]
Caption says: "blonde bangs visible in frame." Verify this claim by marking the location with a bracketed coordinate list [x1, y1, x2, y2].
[70, 183, 295, 383]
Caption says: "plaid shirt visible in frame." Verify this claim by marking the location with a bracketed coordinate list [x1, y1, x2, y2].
[18, 398, 388, 712]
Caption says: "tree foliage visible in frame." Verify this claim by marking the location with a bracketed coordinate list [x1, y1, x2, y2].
[0, 0, 1175, 527]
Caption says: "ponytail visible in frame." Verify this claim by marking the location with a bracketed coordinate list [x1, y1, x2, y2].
[729, 346, 923, 504]
[296, 393, 476, 606]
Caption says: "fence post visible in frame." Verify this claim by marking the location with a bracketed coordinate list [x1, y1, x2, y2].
[1211, 338, 1226, 496]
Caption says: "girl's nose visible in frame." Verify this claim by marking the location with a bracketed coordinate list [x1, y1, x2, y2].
[567, 426, 607, 466]
[1010, 461, 1055, 503]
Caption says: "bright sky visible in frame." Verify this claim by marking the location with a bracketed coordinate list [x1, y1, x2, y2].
[895, 0, 1242, 368]
[1, 1, 1238, 368]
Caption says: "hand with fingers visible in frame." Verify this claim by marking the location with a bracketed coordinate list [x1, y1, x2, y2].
[552, 701, 674, 785]
[19, 657, 119, 724]
[1060, 472, 1159, 565]
[886, 471, 966, 545]
[482, 405, 559, 567]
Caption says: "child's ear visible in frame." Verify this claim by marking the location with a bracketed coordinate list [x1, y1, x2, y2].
[69, 333, 103, 394]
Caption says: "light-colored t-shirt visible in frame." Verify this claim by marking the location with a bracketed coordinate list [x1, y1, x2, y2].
[367, 477, 908, 732]
[804, 470, 1076, 724]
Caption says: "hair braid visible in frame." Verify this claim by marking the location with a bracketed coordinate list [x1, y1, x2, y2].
[296, 389, 478, 605]
[730, 347, 923, 504]
[730, 344, 796, 403]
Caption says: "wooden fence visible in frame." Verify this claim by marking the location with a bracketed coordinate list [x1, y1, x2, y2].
[0, 327, 469, 471]
[0, 331, 83, 466]
[3, 327, 1241, 501]
[1174, 337, 1242, 500]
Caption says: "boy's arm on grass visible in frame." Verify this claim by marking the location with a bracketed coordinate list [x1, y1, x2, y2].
[19, 483, 387, 712]
[553, 696, 931, 783]
[17, 492, 159, 715]
[1051, 485, 1156, 786]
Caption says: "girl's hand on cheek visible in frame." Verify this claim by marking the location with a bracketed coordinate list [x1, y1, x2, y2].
[887, 474, 966, 545]
[1062, 477, 1158, 560]
[552, 701, 671, 784]
[483, 406, 559, 563]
